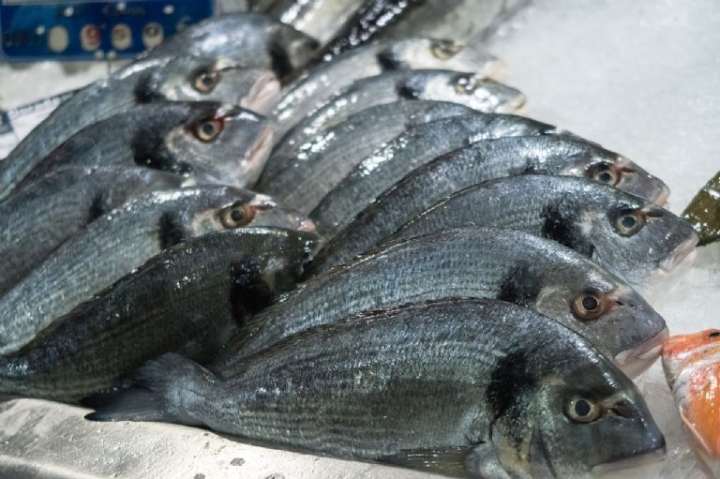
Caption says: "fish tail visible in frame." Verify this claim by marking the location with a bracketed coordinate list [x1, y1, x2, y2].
[85, 353, 212, 425]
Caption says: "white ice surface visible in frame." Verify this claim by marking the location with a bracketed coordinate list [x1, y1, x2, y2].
[1, 0, 719, 477]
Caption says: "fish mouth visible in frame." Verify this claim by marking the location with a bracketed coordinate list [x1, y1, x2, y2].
[244, 125, 274, 168]
[298, 218, 316, 233]
[614, 327, 670, 377]
[591, 444, 666, 476]
[659, 234, 699, 273]
[497, 93, 527, 114]
[241, 71, 281, 115]
[653, 182, 671, 206]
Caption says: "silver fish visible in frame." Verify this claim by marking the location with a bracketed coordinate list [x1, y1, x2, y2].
[0, 186, 315, 356]
[0, 228, 317, 403]
[273, 37, 503, 141]
[221, 227, 668, 377]
[87, 298, 665, 479]
[310, 114, 568, 238]
[258, 101, 475, 211]
[0, 56, 278, 199]
[389, 175, 697, 286]
[18, 102, 273, 190]
[269, 68, 525, 176]
[264, 0, 365, 44]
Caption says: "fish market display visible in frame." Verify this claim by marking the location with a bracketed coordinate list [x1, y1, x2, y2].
[0, 166, 183, 296]
[310, 135, 668, 273]
[17, 102, 273, 190]
[220, 227, 667, 377]
[0, 186, 312, 356]
[0, 229, 316, 403]
[89, 299, 666, 479]
[662, 329, 720, 477]
[683, 169, 720, 246]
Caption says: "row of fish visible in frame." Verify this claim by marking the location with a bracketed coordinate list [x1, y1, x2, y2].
[0, 7, 707, 479]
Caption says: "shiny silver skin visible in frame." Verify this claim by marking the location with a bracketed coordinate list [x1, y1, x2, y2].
[0, 229, 317, 403]
[273, 37, 503, 142]
[140, 13, 319, 79]
[0, 186, 314, 356]
[263, 0, 365, 44]
[258, 101, 474, 212]
[390, 175, 698, 285]
[0, 56, 277, 200]
[310, 114, 567, 238]
[88, 298, 665, 479]
[218, 227, 667, 376]
[17, 102, 272, 190]
[268, 69, 525, 179]
[0, 166, 183, 296]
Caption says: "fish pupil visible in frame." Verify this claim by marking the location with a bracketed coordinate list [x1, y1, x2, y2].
[598, 172, 613, 183]
[582, 296, 599, 311]
[575, 399, 591, 416]
[202, 123, 215, 136]
[230, 210, 244, 222]
[621, 215, 637, 229]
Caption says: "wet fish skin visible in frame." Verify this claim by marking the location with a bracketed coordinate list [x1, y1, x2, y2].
[88, 298, 665, 479]
[0, 228, 316, 403]
[0, 166, 183, 297]
[258, 101, 475, 212]
[310, 114, 567, 238]
[218, 227, 667, 377]
[0, 56, 276, 199]
[273, 37, 502, 143]
[268, 68, 524, 176]
[390, 175, 698, 286]
[140, 13, 319, 79]
[265, 0, 365, 44]
[0, 186, 315, 356]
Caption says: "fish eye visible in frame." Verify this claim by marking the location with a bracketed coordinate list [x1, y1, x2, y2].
[566, 397, 600, 423]
[431, 39, 463, 60]
[193, 69, 221, 93]
[194, 119, 223, 142]
[708, 331, 720, 338]
[612, 209, 646, 237]
[453, 74, 477, 95]
[572, 292, 605, 321]
[589, 164, 620, 186]
[219, 203, 256, 229]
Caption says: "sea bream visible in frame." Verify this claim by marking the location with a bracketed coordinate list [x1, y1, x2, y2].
[218, 227, 668, 378]
[0, 166, 183, 296]
[0, 229, 317, 403]
[0, 186, 315, 356]
[386, 175, 697, 286]
[0, 56, 278, 200]
[273, 37, 503, 142]
[88, 298, 666, 479]
[17, 102, 273, 190]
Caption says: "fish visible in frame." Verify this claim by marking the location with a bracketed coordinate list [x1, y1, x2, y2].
[0, 228, 317, 403]
[263, 0, 365, 45]
[0, 186, 315, 356]
[140, 13, 319, 79]
[682, 169, 720, 246]
[310, 136, 673, 274]
[0, 56, 278, 200]
[268, 68, 525, 175]
[87, 298, 666, 479]
[387, 175, 697, 286]
[0, 166, 183, 297]
[310, 114, 570, 238]
[218, 227, 668, 377]
[17, 102, 273, 190]
[257, 101, 475, 212]
[272, 37, 503, 143]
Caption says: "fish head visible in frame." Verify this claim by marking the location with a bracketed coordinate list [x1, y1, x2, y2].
[402, 71, 525, 113]
[143, 56, 281, 112]
[165, 102, 273, 188]
[662, 329, 720, 388]
[529, 248, 667, 376]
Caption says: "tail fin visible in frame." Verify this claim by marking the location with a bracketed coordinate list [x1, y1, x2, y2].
[85, 353, 213, 425]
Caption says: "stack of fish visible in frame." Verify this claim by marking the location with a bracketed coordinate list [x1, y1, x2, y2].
[0, 4, 702, 478]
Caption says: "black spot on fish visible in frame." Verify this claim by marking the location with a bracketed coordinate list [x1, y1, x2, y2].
[158, 212, 186, 250]
[133, 73, 162, 104]
[376, 50, 402, 70]
[541, 203, 596, 258]
[131, 129, 192, 176]
[229, 261, 274, 325]
[88, 192, 106, 223]
[496, 263, 541, 306]
[268, 40, 293, 80]
[396, 80, 421, 100]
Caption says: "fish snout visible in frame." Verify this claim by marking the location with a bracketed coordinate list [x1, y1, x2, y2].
[592, 434, 666, 476]
[298, 218, 317, 234]
[614, 327, 670, 377]
[659, 232, 698, 273]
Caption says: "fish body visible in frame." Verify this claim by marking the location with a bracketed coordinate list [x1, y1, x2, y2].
[310, 114, 566, 238]
[265, 0, 365, 44]
[18, 102, 273, 190]
[89, 299, 665, 479]
[273, 37, 502, 142]
[269, 68, 525, 175]
[221, 227, 667, 376]
[0, 56, 277, 199]
[663, 329, 720, 477]
[386, 175, 697, 286]
[682, 169, 720, 246]
[0, 186, 314, 355]
[0, 229, 316, 403]
[258, 101, 474, 212]
[0, 166, 183, 296]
